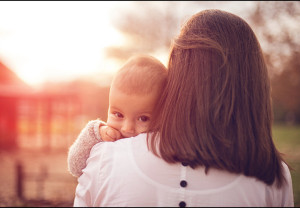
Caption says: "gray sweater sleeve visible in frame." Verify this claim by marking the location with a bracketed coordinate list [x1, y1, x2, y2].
[67, 119, 105, 177]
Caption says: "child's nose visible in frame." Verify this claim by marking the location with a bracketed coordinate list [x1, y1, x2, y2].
[121, 120, 135, 138]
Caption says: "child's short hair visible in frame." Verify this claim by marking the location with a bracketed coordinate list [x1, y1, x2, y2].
[111, 54, 167, 95]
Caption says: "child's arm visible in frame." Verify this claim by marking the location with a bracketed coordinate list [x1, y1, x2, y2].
[67, 120, 104, 177]
[67, 119, 122, 177]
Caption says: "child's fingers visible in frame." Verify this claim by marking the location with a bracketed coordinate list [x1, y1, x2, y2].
[106, 128, 122, 141]
[100, 126, 114, 142]
[100, 125, 122, 142]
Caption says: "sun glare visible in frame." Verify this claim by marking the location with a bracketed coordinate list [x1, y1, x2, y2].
[0, 1, 126, 87]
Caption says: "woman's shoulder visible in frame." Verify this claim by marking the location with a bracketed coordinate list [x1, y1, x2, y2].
[282, 161, 292, 176]
[86, 133, 149, 176]
[90, 133, 148, 156]
[116, 132, 148, 144]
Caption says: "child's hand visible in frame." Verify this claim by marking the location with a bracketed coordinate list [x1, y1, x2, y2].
[100, 125, 122, 142]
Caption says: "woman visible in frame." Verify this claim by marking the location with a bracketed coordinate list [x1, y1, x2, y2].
[73, 9, 294, 207]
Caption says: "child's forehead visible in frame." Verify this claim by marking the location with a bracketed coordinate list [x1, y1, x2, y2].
[109, 85, 159, 115]
[110, 78, 161, 95]
[110, 56, 167, 96]
[110, 83, 160, 97]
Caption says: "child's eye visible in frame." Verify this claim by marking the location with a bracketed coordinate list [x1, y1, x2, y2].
[138, 115, 150, 122]
[113, 112, 123, 118]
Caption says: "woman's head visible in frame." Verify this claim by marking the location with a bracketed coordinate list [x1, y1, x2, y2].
[149, 9, 285, 187]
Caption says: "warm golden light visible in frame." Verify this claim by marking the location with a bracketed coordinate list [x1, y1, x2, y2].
[0, 1, 126, 87]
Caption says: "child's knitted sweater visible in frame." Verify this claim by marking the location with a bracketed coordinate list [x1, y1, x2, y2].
[67, 120, 104, 177]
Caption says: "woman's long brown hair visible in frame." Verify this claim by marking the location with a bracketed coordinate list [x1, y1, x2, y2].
[147, 9, 286, 187]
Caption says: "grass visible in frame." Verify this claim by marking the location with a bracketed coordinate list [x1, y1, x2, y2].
[272, 124, 300, 207]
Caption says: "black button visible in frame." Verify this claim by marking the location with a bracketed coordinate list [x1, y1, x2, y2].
[180, 180, 187, 187]
[179, 201, 186, 207]
[181, 162, 189, 166]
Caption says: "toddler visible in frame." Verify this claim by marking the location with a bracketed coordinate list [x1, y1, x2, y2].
[68, 54, 167, 177]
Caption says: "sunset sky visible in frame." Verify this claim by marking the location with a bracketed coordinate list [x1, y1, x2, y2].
[0, 1, 130, 87]
[0, 1, 256, 87]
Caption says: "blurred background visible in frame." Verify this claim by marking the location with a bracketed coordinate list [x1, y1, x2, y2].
[0, 1, 299, 207]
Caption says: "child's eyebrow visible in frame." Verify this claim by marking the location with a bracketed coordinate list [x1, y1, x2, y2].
[137, 113, 152, 116]
[135, 111, 153, 115]
[109, 106, 122, 112]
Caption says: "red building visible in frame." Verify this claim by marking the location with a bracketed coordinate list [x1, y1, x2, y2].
[0, 60, 82, 151]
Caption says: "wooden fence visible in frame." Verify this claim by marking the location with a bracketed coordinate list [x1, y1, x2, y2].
[15, 161, 77, 206]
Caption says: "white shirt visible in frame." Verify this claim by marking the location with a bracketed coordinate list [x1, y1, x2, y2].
[74, 133, 294, 207]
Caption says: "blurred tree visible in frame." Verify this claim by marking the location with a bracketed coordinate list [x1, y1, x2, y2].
[247, 2, 300, 124]
[247, 1, 300, 77]
[271, 51, 300, 124]
[104, 1, 188, 62]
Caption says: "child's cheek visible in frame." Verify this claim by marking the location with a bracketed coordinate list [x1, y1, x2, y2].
[106, 116, 122, 132]
[136, 123, 150, 134]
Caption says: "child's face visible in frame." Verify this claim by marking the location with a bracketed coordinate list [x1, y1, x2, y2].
[107, 85, 158, 138]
